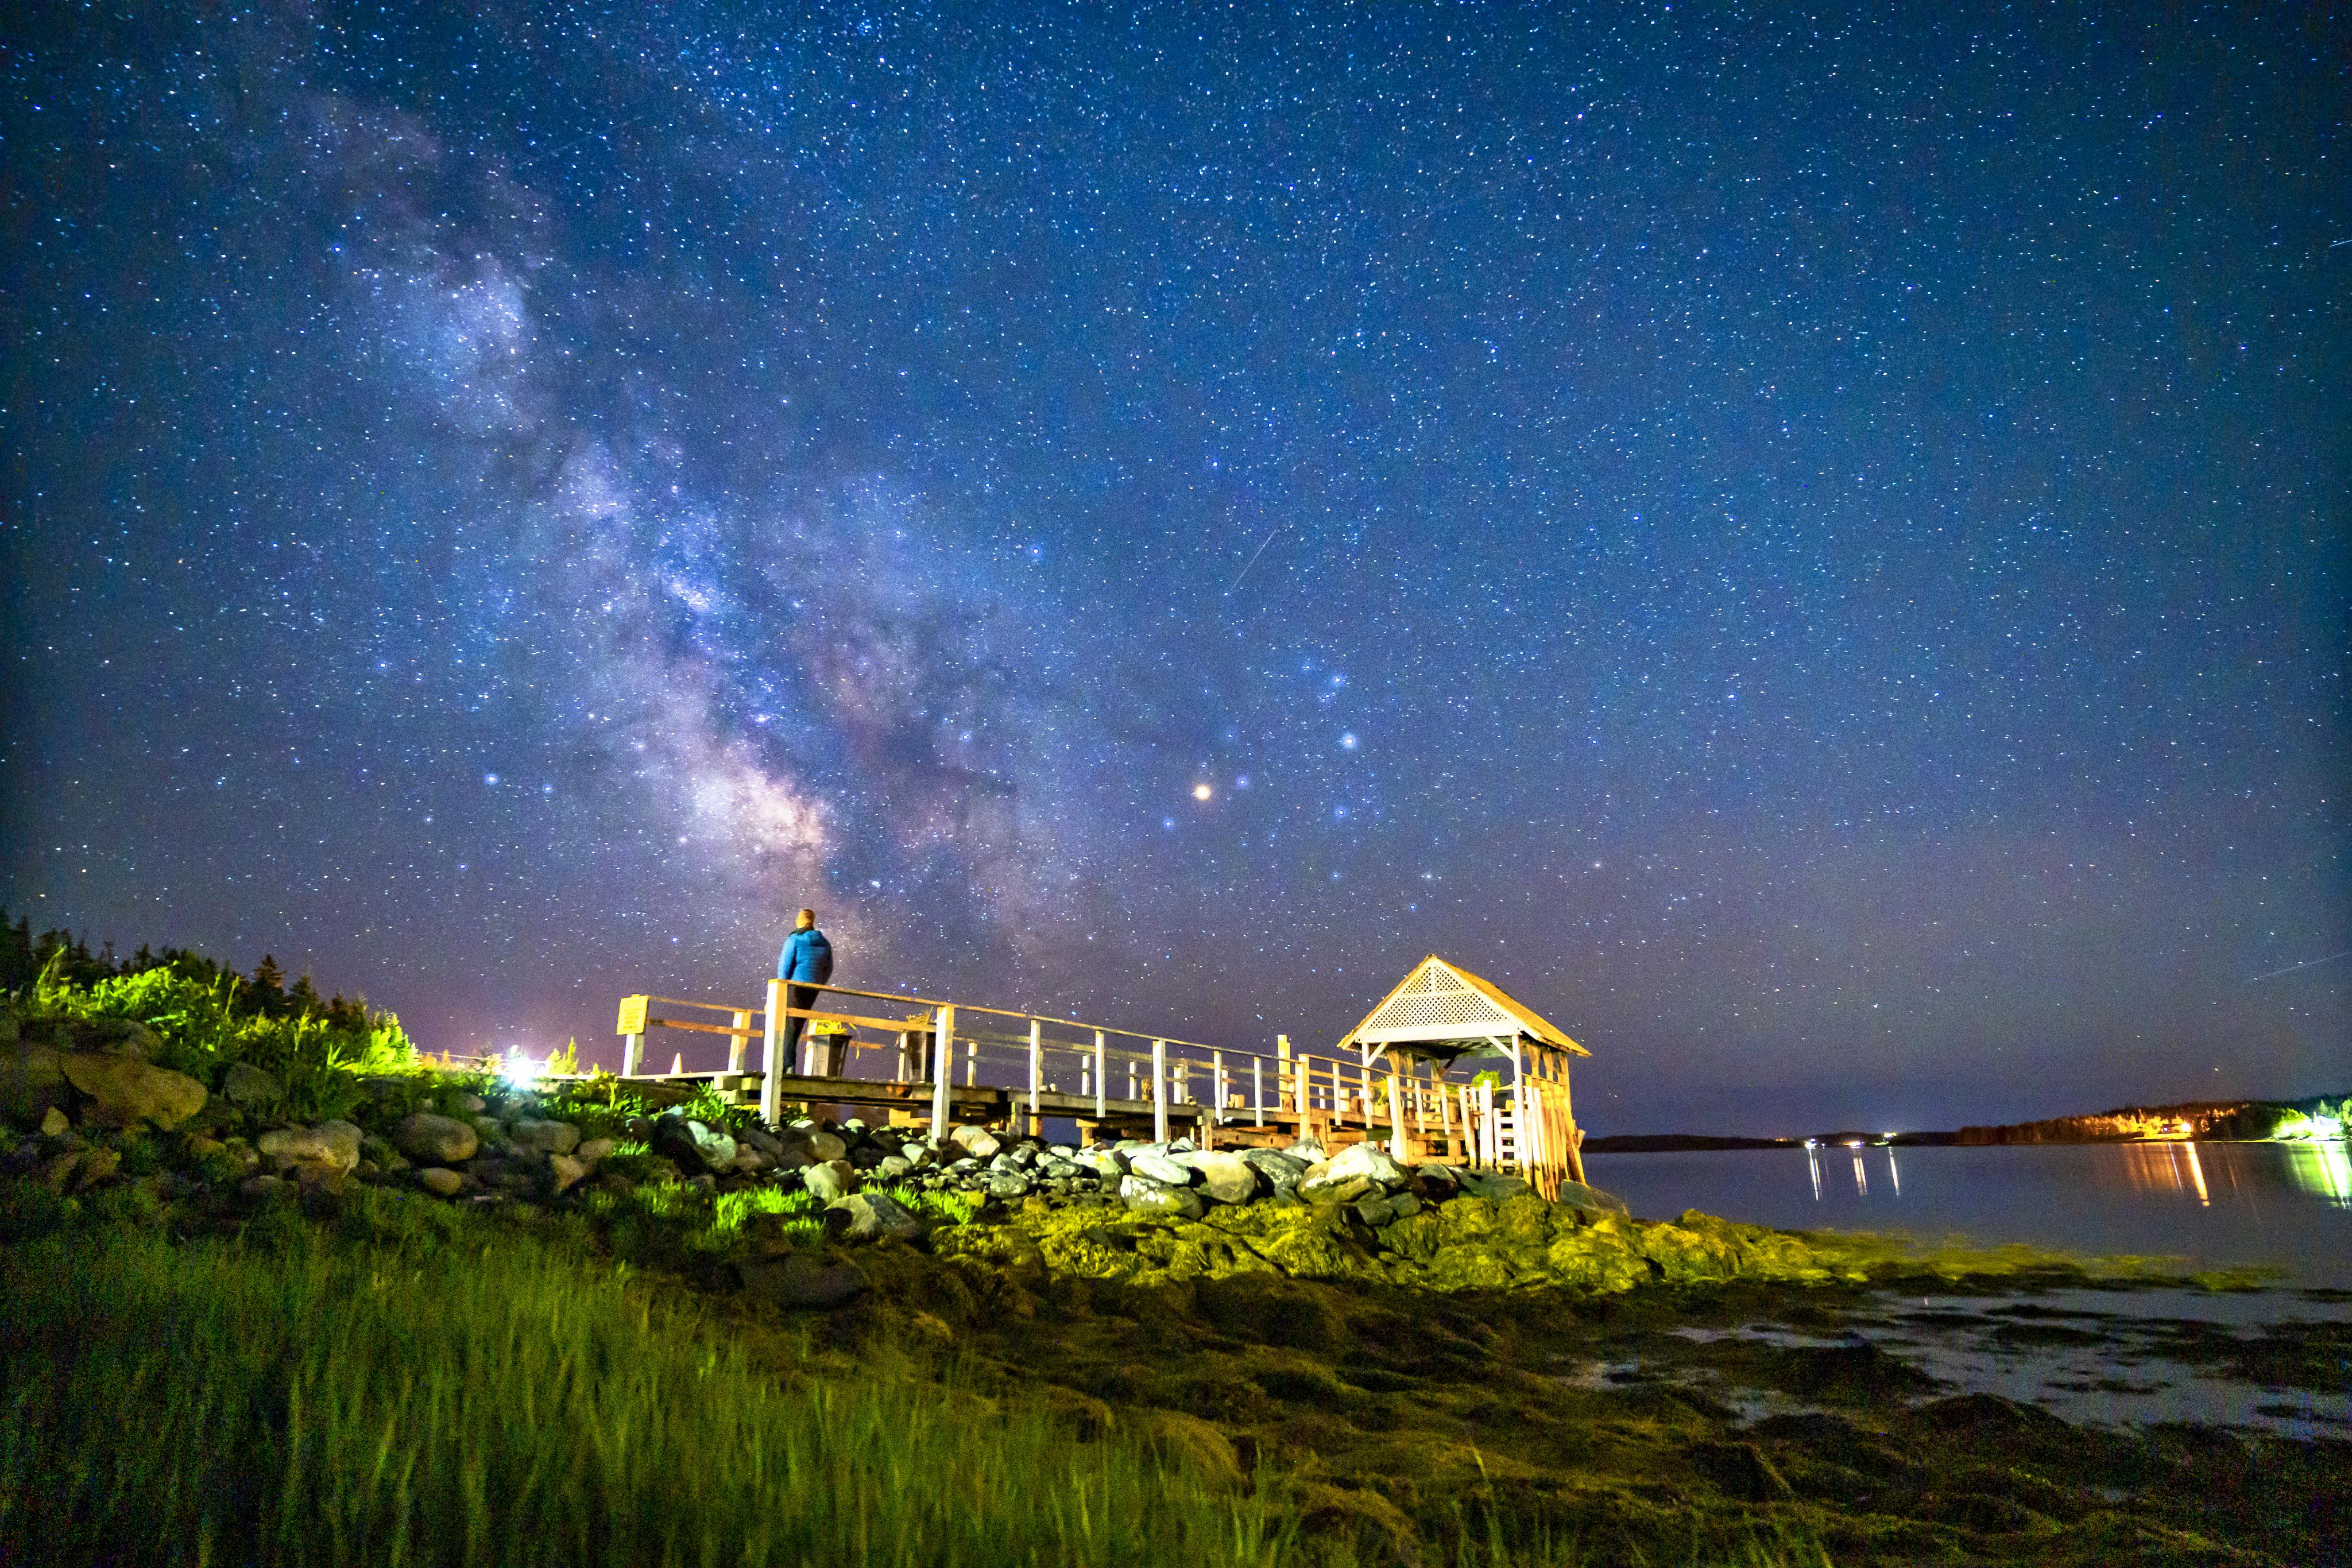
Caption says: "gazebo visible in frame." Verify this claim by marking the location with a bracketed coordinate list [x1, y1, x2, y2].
[1333, 955, 1589, 1190]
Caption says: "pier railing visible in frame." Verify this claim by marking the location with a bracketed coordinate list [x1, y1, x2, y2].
[601, 980, 1585, 1191]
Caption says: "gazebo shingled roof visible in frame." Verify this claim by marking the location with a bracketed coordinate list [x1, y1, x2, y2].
[1333, 954, 1589, 1063]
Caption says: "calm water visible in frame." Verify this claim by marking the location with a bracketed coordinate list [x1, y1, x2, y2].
[1584, 1140, 2352, 1288]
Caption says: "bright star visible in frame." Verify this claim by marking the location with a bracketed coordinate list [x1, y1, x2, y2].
[1192, 782, 1213, 801]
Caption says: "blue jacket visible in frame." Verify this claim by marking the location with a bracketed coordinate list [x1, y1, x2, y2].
[776, 927, 834, 985]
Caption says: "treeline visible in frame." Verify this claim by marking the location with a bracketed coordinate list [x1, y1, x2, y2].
[1949, 1095, 2349, 1145]
[1, 912, 373, 1035]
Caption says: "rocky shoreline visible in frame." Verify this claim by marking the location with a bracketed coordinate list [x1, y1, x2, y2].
[5, 1002, 1915, 1307]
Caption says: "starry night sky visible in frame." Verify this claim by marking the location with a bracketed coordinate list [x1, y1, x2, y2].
[4, 3, 2345, 1135]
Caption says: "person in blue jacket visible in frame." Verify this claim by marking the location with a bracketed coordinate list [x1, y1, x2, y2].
[775, 908, 835, 1074]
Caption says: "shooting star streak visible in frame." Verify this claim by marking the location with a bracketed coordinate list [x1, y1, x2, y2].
[1226, 525, 1287, 594]
[2245, 950, 2352, 984]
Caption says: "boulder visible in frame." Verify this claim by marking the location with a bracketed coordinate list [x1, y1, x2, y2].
[1554, 1179, 1630, 1216]
[547, 1154, 587, 1195]
[416, 1167, 466, 1198]
[947, 1125, 1000, 1160]
[652, 1117, 737, 1174]
[221, 1061, 283, 1107]
[1456, 1170, 1533, 1201]
[984, 1169, 1032, 1199]
[874, 1155, 913, 1180]
[393, 1113, 480, 1165]
[1128, 1152, 1194, 1186]
[72, 1145, 122, 1190]
[256, 1121, 362, 1175]
[1078, 1149, 1127, 1178]
[40, 1106, 69, 1137]
[447, 1093, 487, 1114]
[804, 1129, 849, 1162]
[575, 1137, 617, 1164]
[829, 1191, 922, 1242]
[60, 1053, 208, 1130]
[741, 1252, 868, 1308]
[1120, 1175, 1206, 1219]
[1179, 1150, 1260, 1204]
[1322, 1143, 1409, 1189]
[804, 1159, 856, 1202]
[509, 1118, 581, 1156]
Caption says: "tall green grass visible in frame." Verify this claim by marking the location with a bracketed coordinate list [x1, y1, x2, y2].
[0, 1224, 1291, 1567]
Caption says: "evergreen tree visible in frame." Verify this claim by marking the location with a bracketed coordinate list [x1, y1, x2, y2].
[249, 955, 288, 1015]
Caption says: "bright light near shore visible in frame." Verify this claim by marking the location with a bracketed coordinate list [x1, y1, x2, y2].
[502, 1054, 544, 1089]
[1192, 782, 1213, 801]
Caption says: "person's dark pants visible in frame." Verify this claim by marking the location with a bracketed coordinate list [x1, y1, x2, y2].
[782, 984, 819, 1073]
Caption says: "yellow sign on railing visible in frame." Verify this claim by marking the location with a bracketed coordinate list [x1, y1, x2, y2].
[616, 994, 650, 1036]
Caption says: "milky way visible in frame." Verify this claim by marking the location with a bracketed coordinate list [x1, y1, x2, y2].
[3, 3, 2345, 1132]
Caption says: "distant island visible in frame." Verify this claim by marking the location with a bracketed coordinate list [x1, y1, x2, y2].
[1585, 1093, 2349, 1153]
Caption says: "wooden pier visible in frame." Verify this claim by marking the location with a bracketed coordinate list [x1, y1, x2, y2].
[598, 957, 1588, 1195]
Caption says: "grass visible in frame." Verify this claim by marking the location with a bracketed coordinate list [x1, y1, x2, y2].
[0, 1215, 1295, 1568]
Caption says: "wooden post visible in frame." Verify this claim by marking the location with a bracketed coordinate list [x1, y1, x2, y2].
[1437, 1071, 1454, 1155]
[1252, 1056, 1264, 1127]
[1276, 1035, 1293, 1112]
[1093, 1032, 1107, 1122]
[1027, 1018, 1043, 1136]
[622, 1032, 644, 1078]
[893, 1031, 908, 1084]
[1151, 1039, 1169, 1144]
[728, 1010, 751, 1074]
[930, 1005, 955, 1142]
[1508, 1035, 1529, 1178]
[1212, 1050, 1227, 1125]
[759, 979, 783, 1124]
[1387, 1070, 1407, 1160]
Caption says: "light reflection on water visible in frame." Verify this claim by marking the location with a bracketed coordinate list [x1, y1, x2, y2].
[1586, 1140, 2352, 1287]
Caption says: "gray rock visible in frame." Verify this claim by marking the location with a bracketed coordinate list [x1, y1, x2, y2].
[416, 1166, 465, 1197]
[1554, 1179, 1630, 1216]
[896, 1141, 934, 1171]
[739, 1126, 785, 1157]
[221, 1061, 283, 1107]
[829, 1191, 922, 1242]
[1351, 1194, 1397, 1228]
[741, 1252, 868, 1308]
[874, 1155, 913, 1180]
[947, 1124, 1001, 1160]
[394, 1113, 480, 1165]
[1040, 1157, 1080, 1180]
[1321, 1142, 1410, 1190]
[1286, 1140, 1327, 1162]
[984, 1169, 1032, 1199]
[510, 1118, 581, 1156]
[59, 1053, 208, 1130]
[1077, 1149, 1128, 1178]
[1128, 1152, 1194, 1186]
[1388, 1191, 1422, 1220]
[547, 1154, 587, 1194]
[448, 1093, 487, 1114]
[40, 1106, 69, 1136]
[803, 1159, 856, 1202]
[1458, 1171, 1534, 1201]
[805, 1130, 849, 1162]
[1120, 1174, 1206, 1219]
[1177, 1149, 1259, 1204]
[652, 1117, 737, 1174]
[575, 1137, 617, 1164]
